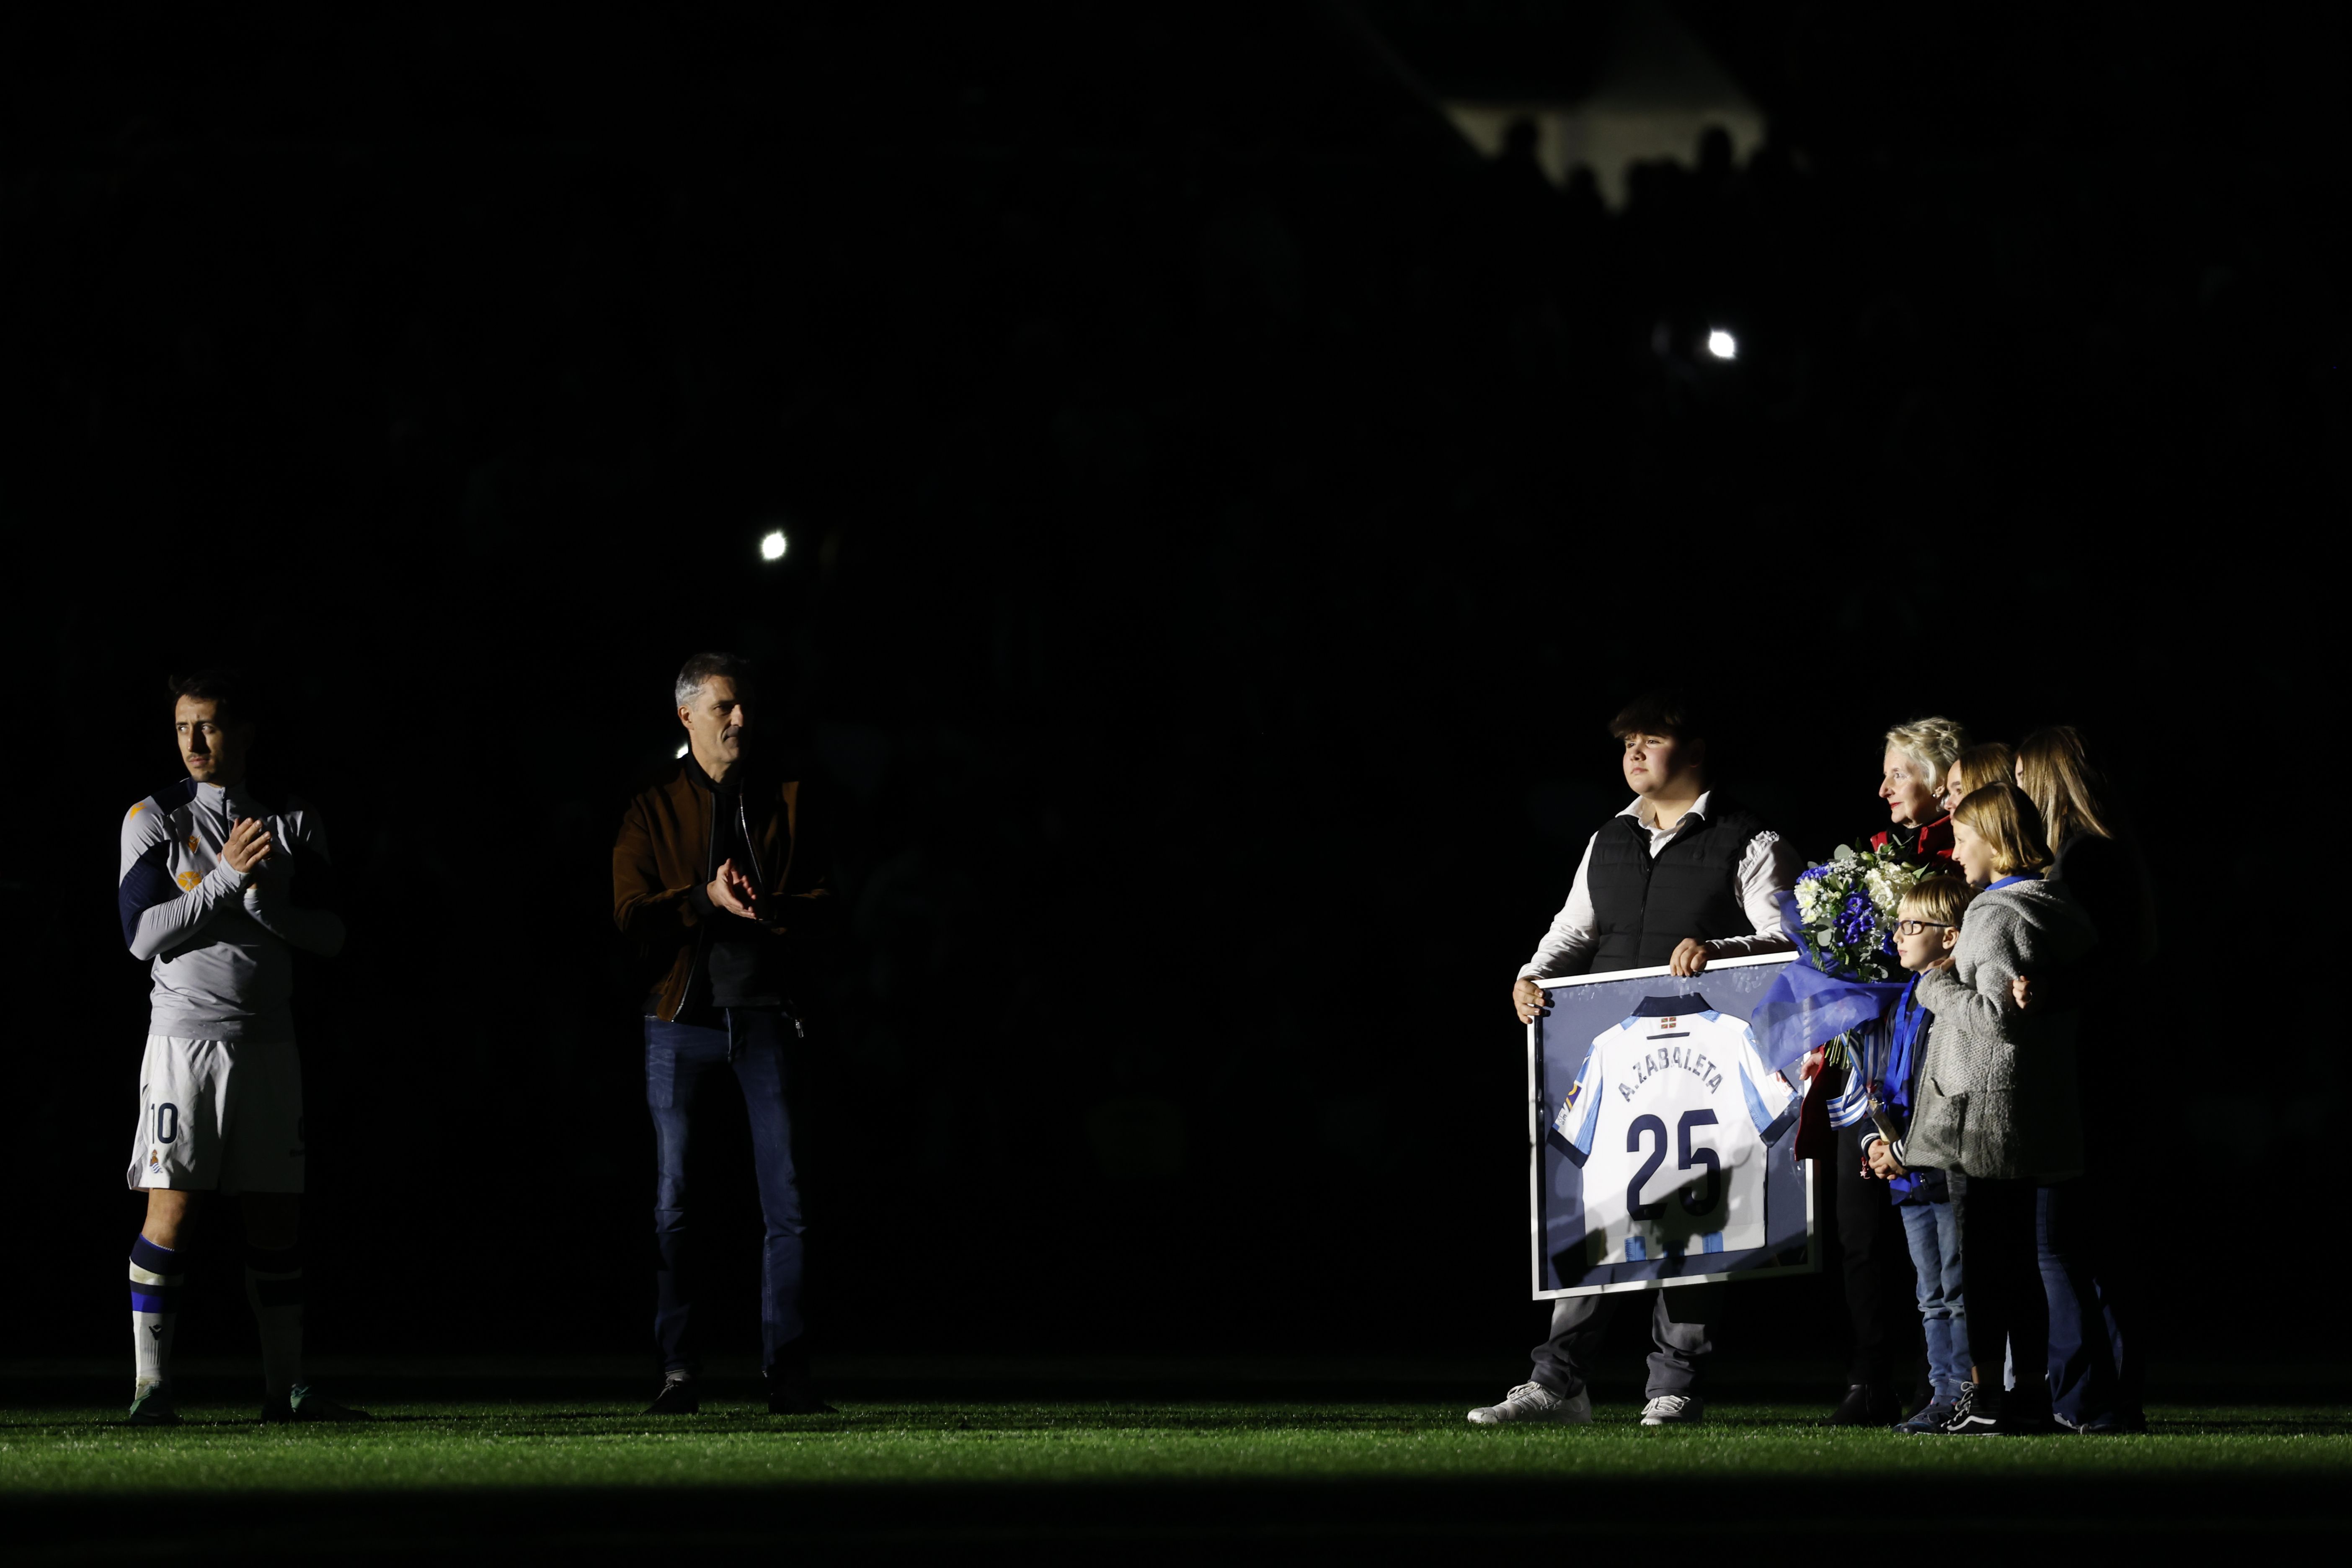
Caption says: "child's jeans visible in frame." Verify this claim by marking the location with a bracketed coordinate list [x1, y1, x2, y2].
[1899, 1193, 1968, 1402]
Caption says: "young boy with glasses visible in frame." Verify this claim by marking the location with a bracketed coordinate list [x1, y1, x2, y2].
[1861, 875, 1978, 1433]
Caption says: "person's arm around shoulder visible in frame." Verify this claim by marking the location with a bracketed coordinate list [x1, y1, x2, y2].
[1515, 832, 1601, 1022]
[1913, 899, 2026, 1034]
[242, 806, 346, 957]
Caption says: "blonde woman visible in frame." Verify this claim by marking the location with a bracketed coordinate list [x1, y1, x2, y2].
[1905, 784, 2095, 1434]
[1825, 716, 1967, 1427]
[1873, 717, 1969, 862]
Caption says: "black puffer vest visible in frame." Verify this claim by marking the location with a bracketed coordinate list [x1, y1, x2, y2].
[1585, 797, 1768, 973]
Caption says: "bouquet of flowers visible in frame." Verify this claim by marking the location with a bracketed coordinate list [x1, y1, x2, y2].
[1791, 841, 1929, 983]
[1784, 841, 1932, 1072]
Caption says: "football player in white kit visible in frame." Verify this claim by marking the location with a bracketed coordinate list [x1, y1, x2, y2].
[117, 671, 366, 1425]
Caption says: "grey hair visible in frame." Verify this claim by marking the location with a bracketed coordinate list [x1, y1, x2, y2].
[1883, 715, 1970, 784]
[675, 651, 755, 709]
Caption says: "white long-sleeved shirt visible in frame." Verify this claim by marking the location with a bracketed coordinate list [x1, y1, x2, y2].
[119, 777, 345, 1039]
[1518, 790, 1801, 979]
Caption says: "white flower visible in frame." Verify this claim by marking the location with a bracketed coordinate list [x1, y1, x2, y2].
[1863, 865, 1919, 913]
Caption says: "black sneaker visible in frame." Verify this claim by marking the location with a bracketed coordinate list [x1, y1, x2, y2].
[1937, 1383, 2001, 1434]
[764, 1372, 836, 1415]
[261, 1384, 373, 1424]
[645, 1372, 700, 1415]
[1827, 1383, 1901, 1426]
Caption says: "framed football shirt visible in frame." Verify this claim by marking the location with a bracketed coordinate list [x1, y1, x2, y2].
[1529, 954, 1818, 1297]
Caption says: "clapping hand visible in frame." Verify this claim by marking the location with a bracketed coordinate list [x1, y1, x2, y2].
[707, 857, 759, 919]
[222, 817, 275, 877]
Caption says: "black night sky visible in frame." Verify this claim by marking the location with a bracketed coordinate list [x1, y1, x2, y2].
[0, 3, 2337, 1384]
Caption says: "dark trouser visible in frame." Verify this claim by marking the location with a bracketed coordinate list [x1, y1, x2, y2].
[1958, 1175, 2049, 1414]
[646, 1008, 806, 1375]
[1834, 1121, 1923, 1390]
[2039, 1176, 2136, 1422]
[1531, 1282, 1722, 1400]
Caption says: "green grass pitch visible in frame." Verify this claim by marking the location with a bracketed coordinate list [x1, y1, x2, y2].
[4, 1399, 2346, 1491]
[5, 1396, 2349, 1556]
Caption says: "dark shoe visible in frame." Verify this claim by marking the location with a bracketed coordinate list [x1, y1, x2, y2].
[261, 1384, 373, 1424]
[1827, 1383, 1901, 1426]
[1993, 1403, 2058, 1436]
[764, 1373, 836, 1415]
[1894, 1399, 1958, 1434]
[127, 1379, 181, 1427]
[2055, 1409, 2143, 1434]
[645, 1372, 700, 1416]
[1936, 1383, 2001, 1434]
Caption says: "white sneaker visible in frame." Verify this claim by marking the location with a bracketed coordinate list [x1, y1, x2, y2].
[1639, 1393, 1705, 1426]
[1468, 1380, 1593, 1426]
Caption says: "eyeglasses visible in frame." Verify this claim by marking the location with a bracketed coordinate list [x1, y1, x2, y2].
[1895, 919, 1953, 936]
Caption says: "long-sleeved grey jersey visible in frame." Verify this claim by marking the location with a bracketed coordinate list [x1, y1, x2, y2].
[118, 777, 345, 1040]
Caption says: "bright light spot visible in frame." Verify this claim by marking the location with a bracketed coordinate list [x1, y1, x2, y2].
[759, 530, 787, 561]
[675, 743, 690, 758]
[1707, 330, 1737, 361]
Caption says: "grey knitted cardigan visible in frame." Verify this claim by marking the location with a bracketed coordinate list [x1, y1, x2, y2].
[1898, 878, 2098, 1182]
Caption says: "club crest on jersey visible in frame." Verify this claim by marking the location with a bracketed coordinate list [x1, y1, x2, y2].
[148, 1148, 161, 1169]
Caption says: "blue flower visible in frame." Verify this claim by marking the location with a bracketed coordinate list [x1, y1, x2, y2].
[1835, 893, 1878, 947]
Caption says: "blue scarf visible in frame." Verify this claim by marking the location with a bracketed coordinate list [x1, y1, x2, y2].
[1882, 974, 1939, 1203]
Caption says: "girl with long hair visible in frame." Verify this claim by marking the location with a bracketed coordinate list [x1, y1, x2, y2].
[1904, 784, 2096, 1434]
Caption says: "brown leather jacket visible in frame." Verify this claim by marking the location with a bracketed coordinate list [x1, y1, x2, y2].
[612, 760, 834, 1022]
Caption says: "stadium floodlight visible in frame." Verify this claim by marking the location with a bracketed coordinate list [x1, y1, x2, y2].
[676, 743, 690, 758]
[759, 530, 788, 561]
[1707, 330, 1737, 361]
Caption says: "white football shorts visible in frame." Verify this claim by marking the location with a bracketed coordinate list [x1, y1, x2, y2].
[126, 1034, 306, 1195]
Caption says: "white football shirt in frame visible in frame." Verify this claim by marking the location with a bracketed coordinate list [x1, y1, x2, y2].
[1552, 992, 1797, 1266]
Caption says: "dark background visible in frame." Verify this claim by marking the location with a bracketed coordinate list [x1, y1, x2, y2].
[0, 3, 2336, 1386]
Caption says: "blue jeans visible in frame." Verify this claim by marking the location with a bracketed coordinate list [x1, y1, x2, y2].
[2039, 1178, 2128, 1424]
[645, 1009, 806, 1375]
[1898, 1196, 1967, 1401]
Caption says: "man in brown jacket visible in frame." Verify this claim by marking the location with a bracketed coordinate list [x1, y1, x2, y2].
[612, 651, 835, 1414]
